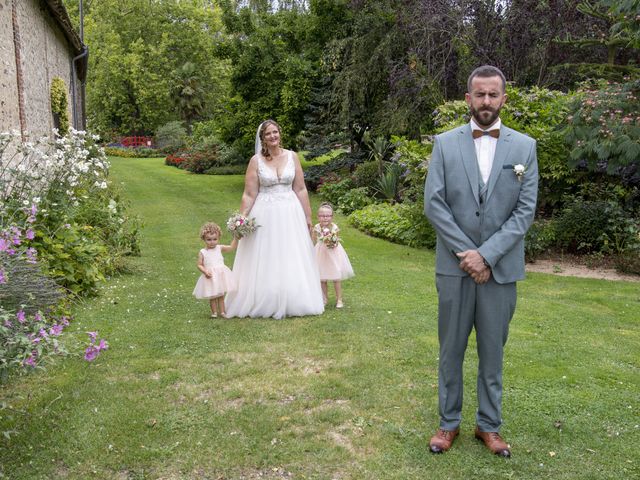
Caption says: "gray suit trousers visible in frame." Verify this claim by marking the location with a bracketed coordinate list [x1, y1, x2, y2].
[435, 274, 516, 432]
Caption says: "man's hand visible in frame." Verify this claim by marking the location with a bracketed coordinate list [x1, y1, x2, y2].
[456, 250, 491, 284]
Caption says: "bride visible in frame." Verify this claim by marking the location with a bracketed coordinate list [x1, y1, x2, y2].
[225, 120, 325, 319]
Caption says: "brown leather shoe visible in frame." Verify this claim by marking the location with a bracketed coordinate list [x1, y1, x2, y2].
[474, 427, 511, 457]
[429, 428, 459, 453]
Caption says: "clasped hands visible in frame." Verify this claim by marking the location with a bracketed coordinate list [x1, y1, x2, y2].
[456, 250, 491, 284]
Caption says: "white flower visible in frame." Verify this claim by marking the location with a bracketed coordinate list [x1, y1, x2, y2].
[513, 164, 526, 182]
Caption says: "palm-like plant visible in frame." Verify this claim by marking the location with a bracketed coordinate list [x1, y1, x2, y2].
[375, 162, 405, 203]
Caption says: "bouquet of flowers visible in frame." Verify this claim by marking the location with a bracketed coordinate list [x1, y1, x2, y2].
[227, 213, 259, 239]
[318, 225, 340, 249]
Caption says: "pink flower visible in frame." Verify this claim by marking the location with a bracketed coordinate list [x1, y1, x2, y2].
[34, 312, 43, 322]
[50, 324, 64, 336]
[88, 331, 98, 343]
[26, 229, 35, 240]
[84, 345, 99, 362]
[16, 310, 26, 323]
[23, 355, 37, 368]
[0, 269, 5, 284]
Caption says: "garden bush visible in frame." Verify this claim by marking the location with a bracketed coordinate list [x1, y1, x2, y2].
[304, 150, 368, 191]
[336, 187, 375, 215]
[0, 129, 136, 378]
[318, 176, 355, 206]
[352, 161, 380, 190]
[349, 202, 436, 248]
[155, 121, 187, 152]
[524, 219, 557, 261]
[552, 199, 637, 254]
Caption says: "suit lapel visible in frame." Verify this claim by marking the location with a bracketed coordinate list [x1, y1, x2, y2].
[457, 125, 479, 207]
[486, 126, 514, 203]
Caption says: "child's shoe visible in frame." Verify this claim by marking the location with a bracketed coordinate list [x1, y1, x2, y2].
[211, 313, 218, 318]
[336, 300, 344, 309]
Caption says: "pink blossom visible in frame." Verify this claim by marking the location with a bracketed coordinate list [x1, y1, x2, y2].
[84, 345, 99, 361]
[34, 312, 42, 322]
[25, 229, 35, 240]
[50, 324, 64, 336]
[23, 355, 37, 367]
[16, 310, 26, 323]
[97, 339, 108, 351]
[87, 331, 98, 343]
[3, 319, 12, 328]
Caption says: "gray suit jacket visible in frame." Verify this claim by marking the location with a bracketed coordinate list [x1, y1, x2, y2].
[424, 123, 538, 284]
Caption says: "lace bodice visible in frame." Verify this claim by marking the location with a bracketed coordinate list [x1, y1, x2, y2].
[257, 151, 295, 196]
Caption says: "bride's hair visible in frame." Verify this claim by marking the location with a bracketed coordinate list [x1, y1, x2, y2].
[258, 119, 281, 158]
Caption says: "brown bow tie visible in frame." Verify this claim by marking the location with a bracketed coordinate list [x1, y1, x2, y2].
[472, 129, 500, 139]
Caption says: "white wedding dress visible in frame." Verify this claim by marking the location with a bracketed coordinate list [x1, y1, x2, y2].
[225, 151, 324, 319]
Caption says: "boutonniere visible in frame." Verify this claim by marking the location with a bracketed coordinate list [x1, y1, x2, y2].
[513, 164, 526, 182]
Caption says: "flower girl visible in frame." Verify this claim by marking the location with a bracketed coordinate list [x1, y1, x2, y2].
[193, 222, 238, 318]
[312, 203, 354, 308]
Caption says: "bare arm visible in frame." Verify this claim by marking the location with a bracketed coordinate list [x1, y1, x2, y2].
[196, 251, 211, 278]
[220, 237, 238, 253]
[311, 226, 318, 243]
[291, 152, 313, 231]
[240, 156, 259, 216]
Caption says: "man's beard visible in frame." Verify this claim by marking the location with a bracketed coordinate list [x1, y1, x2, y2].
[470, 105, 501, 128]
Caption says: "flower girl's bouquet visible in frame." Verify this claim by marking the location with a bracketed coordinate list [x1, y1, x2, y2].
[319, 225, 340, 249]
[227, 213, 259, 239]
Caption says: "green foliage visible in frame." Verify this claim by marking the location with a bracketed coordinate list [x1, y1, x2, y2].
[553, 198, 638, 254]
[78, 0, 230, 136]
[155, 121, 188, 152]
[524, 219, 557, 261]
[564, 79, 640, 175]
[317, 176, 355, 206]
[349, 201, 436, 248]
[352, 161, 379, 189]
[50, 77, 69, 136]
[335, 187, 375, 215]
[304, 150, 368, 191]
[390, 135, 431, 201]
[375, 162, 404, 202]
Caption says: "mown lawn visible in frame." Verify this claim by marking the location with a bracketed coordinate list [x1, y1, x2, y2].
[1, 157, 638, 479]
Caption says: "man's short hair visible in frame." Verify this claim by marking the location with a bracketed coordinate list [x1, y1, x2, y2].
[467, 66, 506, 93]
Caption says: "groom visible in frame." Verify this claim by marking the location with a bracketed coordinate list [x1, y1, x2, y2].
[423, 65, 538, 457]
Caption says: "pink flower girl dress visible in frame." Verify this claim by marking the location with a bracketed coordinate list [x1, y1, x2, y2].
[314, 223, 355, 281]
[192, 246, 236, 299]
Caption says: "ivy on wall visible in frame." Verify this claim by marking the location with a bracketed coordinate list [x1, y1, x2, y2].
[50, 77, 69, 135]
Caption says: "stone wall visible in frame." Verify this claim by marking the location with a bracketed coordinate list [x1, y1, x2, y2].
[0, 0, 83, 138]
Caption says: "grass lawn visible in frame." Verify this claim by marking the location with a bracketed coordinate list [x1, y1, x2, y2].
[1, 157, 638, 479]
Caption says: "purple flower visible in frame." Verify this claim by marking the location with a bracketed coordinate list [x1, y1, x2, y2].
[0, 269, 6, 284]
[0, 238, 7, 252]
[97, 339, 108, 351]
[50, 324, 64, 336]
[61, 316, 70, 326]
[23, 355, 37, 367]
[26, 229, 35, 240]
[16, 310, 26, 323]
[3, 319, 12, 328]
[39, 328, 48, 339]
[34, 312, 43, 322]
[25, 247, 37, 264]
[84, 345, 99, 361]
[87, 331, 98, 343]
[30, 204, 38, 216]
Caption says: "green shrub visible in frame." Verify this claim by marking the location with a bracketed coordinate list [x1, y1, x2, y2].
[613, 248, 640, 275]
[349, 202, 436, 248]
[553, 199, 637, 254]
[318, 176, 355, 206]
[352, 161, 380, 189]
[337, 187, 375, 215]
[104, 147, 138, 158]
[375, 162, 405, 202]
[304, 150, 368, 191]
[182, 148, 220, 174]
[524, 219, 557, 261]
[390, 136, 432, 202]
[155, 121, 187, 151]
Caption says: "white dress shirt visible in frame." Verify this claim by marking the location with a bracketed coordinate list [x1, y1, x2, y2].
[470, 118, 501, 184]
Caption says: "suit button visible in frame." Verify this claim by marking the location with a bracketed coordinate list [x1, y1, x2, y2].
[475, 211, 480, 217]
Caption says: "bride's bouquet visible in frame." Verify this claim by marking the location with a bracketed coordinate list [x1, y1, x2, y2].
[227, 213, 259, 239]
[318, 225, 340, 249]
